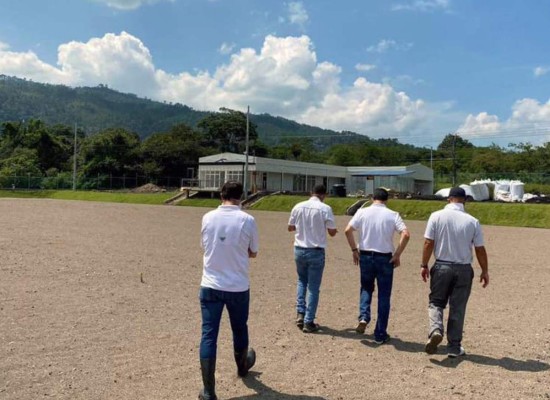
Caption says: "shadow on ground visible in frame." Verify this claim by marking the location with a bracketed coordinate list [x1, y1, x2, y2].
[430, 355, 550, 372]
[226, 372, 328, 400]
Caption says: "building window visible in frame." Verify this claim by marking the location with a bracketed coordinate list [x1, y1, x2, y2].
[201, 171, 225, 189]
[226, 170, 243, 183]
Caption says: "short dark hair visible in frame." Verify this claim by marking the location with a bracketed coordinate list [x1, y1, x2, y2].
[448, 187, 466, 198]
[373, 188, 389, 201]
[312, 184, 327, 195]
[220, 181, 243, 200]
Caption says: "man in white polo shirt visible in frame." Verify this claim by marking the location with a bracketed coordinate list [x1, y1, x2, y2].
[344, 188, 410, 344]
[288, 184, 338, 333]
[198, 181, 259, 400]
[421, 186, 489, 358]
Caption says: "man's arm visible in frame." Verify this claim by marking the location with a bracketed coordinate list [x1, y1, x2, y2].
[327, 227, 338, 237]
[421, 238, 435, 282]
[390, 229, 410, 268]
[475, 245, 489, 287]
[344, 224, 359, 265]
[288, 225, 296, 232]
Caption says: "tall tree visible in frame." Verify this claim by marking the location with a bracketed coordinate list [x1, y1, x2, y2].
[198, 108, 258, 153]
[79, 128, 141, 176]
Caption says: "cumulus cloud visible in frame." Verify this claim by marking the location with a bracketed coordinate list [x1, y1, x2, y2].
[355, 63, 376, 72]
[0, 31, 434, 139]
[0, 41, 9, 51]
[458, 99, 550, 144]
[287, 2, 309, 29]
[534, 66, 549, 77]
[89, 0, 173, 10]
[367, 39, 412, 53]
[218, 42, 236, 55]
[391, 0, 451, 12]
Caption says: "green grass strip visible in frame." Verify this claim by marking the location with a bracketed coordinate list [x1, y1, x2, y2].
[0, 190, 175, 205]
[250, 195, 550, 229]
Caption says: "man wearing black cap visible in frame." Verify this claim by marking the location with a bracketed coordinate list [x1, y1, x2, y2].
[344, 188, 410, 344]
[421, 187, 489, 358]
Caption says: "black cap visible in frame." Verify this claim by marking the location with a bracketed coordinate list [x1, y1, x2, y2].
[448, 187, 466, 198]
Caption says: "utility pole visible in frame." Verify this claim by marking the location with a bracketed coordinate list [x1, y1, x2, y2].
[73, 123, 77, 191]
[451, 133, 457, 186]
[243, 106, 250, 199]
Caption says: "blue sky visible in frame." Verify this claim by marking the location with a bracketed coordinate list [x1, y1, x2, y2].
[1, 0, 550, 147]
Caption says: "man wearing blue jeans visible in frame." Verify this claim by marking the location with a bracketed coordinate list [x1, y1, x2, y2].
[345, 188, 410, 344]
[288, 184, 337, 333]
[421, 187, 489, 358]
[198, 181, 259, 400]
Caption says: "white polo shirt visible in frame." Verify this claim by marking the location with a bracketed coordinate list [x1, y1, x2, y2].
[348, 203, 407, 253]
[288, 196, 336, 249]
[201, 205, 259, 292]
[424, 203, 484, 264]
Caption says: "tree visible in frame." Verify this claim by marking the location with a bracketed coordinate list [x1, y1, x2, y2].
[79, 128, 141, 176]
[198, 108, 258, 153]
[141, 123, 208, 178]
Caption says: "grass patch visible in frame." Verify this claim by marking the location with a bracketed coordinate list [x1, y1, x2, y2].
[0, 190, 175, 205]
[250, 194, 550, 229]
[176, 198, 220, 208]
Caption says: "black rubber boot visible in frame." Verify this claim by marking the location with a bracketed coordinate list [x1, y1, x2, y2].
[198, 358, 217, 400]
[234, 347, 256, 377]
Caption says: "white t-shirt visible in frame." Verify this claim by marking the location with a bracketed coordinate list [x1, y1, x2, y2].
[288, 196, 336, 249]
[424, 203, 484, 264]
[201, 205, 259, 292]
[348, 203, 407, 254]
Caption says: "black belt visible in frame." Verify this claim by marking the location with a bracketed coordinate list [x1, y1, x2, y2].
[360, 250, 392, 257]
[295, 246, 325, 251]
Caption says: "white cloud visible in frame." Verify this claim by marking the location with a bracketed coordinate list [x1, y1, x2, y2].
[218, 42, 236, 55]
[0, 31, 438, 139]
[458, 99, 550, 144]
[0, 41, 9, 51]
[534, 66, 549, 77]
[355, 63, 376, 72]
[392, 0, 451, 12]
[89, 0, 173, 10]
[287, 2, 309, 29]
[367, 39, 413, 53]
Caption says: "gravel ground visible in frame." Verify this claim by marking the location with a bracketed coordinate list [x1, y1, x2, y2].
[0, 199, 549, 400]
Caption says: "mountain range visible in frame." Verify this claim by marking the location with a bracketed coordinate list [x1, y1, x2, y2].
[0, 74, 362, 147]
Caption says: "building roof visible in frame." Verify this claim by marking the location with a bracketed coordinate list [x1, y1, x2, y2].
[351, 170, 414, 177]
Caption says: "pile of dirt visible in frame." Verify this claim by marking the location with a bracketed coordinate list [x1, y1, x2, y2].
[131, 183, 163, 193]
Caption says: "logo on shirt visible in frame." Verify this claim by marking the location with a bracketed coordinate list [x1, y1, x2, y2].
[219, 236, 226, 242]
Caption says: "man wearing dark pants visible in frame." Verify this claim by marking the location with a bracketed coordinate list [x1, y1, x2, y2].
[198, 181, 259, 400]
[288, 184, 338, 333]
[421, 187, 489, 358]
[344, 188, 410, 344]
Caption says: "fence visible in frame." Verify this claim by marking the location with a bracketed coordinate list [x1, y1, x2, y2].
[0, 175, 191, 191]
[435, 172, 550, 190]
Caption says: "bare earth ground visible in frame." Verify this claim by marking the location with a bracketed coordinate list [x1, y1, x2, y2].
[1, 199, 549, 400]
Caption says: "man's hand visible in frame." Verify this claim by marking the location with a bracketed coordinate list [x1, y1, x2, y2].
[352, 250, 359, 266]
[390, 254, 401, 268]
[421, 267, 430, 282]
[480, 271, 489, 288]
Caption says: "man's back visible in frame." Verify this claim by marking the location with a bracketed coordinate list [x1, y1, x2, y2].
[289, 197, 335, 248]
[350, 203, 406, 253]
[425, 203, 483, 264]
[201, 205, 259, 292]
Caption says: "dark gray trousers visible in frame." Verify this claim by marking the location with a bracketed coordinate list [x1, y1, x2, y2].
[428, 262, 474, 352]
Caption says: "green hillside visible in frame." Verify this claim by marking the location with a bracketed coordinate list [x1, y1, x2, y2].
[0, 75, 360, 146]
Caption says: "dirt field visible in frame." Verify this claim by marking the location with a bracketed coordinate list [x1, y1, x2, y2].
[1, 199, 549, 400]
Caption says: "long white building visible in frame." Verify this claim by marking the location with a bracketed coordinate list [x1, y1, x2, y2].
[198, 152, 433, 195]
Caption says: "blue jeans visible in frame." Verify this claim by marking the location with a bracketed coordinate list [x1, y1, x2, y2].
[199, 287, 249, 359]
[295, 247, 326, 324]
[358, 253, 394, 341]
